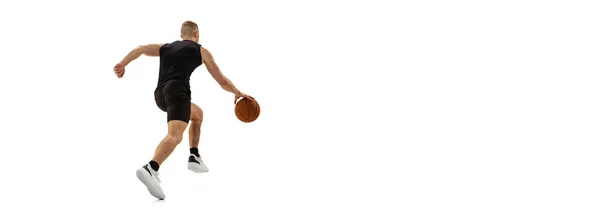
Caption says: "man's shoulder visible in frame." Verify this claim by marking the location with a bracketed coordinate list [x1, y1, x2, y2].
[160, 42, 171, 48]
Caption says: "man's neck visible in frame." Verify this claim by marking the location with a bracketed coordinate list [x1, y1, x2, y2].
[182, 38, 197, 42]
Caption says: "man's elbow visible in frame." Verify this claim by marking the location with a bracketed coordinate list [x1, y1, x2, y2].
[130, 45, 146, 55]
[135, 45, 147, 51]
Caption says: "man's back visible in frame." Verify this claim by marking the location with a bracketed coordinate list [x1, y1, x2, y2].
[157, 40, 203, 89]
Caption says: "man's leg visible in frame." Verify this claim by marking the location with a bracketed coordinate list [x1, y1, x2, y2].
[136, 120, 188, 200]
[153, 120, 189, 165]
[189, 103, 203, 149]
[188, 103, 209, 173]
[137, 81, 191, 200]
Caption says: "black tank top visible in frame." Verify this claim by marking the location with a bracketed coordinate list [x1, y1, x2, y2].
[156, 40, 203, 89]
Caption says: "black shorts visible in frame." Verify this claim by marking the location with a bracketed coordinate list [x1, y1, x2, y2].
[154, 80, 191, 123]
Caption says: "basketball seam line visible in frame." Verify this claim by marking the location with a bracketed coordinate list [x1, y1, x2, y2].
[245, 99, 251, 121]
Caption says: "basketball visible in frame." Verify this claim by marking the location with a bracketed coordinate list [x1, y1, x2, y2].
[235, 98, 260, 123]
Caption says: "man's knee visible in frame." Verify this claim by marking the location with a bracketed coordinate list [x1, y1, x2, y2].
[190, 103, 204, 122]
[166, 119, 188, 144]
[165, 134, 184, 144]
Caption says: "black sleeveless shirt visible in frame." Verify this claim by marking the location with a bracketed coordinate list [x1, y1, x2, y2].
[156, 40, 203, 89]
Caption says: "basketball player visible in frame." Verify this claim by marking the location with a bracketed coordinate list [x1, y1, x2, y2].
[113, 21, 254, 200]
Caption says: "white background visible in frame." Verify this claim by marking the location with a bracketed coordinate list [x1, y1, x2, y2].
[0, 0, 599, 215]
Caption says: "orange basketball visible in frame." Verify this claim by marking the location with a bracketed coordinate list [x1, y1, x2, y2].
[235, 98, 260, 123]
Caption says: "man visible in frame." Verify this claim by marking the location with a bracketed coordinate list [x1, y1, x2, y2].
[113, 20, 254, 200]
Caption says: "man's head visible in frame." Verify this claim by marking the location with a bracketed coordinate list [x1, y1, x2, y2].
[181, 21, 199, 42]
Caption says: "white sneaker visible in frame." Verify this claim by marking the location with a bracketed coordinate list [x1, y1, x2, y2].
[188, 154, 209, 173]
[136, 164, 166, 200]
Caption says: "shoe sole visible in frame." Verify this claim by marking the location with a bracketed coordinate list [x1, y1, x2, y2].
[188, 163, 209, 173]
[136, 168, 166, 200]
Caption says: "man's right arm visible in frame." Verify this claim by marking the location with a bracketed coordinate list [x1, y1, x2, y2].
[200, 47, 242, 95]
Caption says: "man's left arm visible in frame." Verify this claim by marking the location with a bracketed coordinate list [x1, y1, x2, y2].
[118, 44, 163, 67]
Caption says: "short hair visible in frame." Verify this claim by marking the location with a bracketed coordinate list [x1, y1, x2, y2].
[181, 21, 198, 36]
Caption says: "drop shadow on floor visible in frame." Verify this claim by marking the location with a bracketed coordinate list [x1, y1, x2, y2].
[153, 199, 166, 205]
